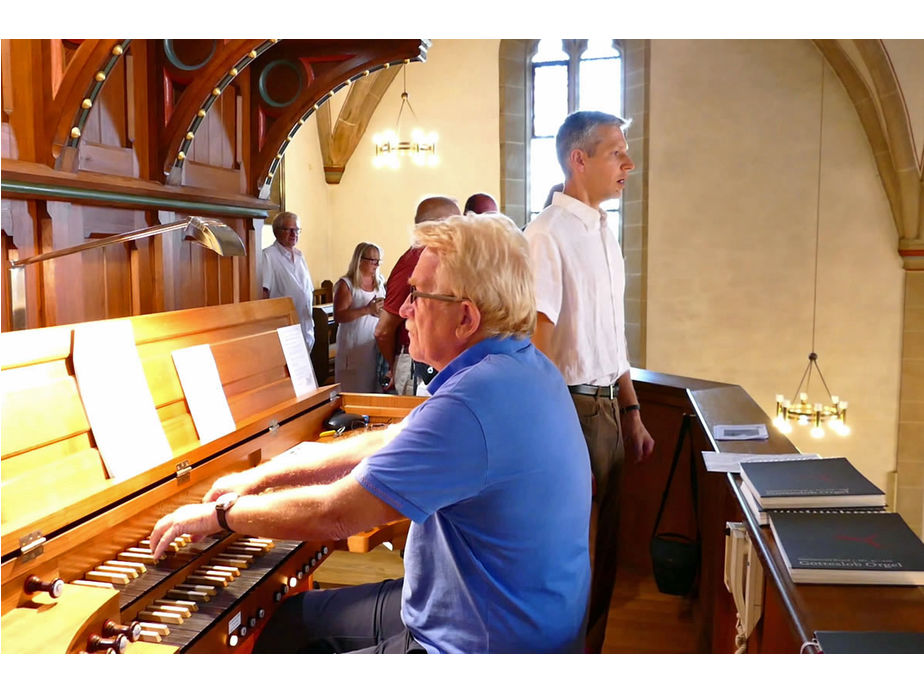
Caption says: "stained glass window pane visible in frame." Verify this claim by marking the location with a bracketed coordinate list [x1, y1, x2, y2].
[533, 64, 568, 137]
[578, 55, 622, 116]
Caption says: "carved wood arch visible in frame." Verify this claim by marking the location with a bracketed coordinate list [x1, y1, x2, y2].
[246, 39, 428, 196]
[159, 39, 269, 181]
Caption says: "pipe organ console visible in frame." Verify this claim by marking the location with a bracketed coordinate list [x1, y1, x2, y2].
[1, 298, 418, 653]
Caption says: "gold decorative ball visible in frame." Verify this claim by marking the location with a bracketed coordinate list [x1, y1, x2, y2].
[197, 109, 206, 118]
[212, 87, 221, 96]
[177, 151, 186, 160]
[70, 127, 81, 139]
[230, 68, 238, 77]
[81, 99, 92, 109]
[112, 45, 123, 56]
[185, 131, 195, 140]
[95, 71, 106, 82]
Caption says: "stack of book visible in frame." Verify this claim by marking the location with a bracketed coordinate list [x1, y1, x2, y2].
[737, 457, 924, 586]
[739, 457, 885, 525]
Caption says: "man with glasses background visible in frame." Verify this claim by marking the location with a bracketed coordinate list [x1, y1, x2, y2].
[149, 212, 592, 653]
[262, 211, 315, 352]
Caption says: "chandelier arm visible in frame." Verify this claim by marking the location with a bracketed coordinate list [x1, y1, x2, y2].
[790, 357, 814, 403]
[811, 357, 836, 400]
[394, 96, 408, 131]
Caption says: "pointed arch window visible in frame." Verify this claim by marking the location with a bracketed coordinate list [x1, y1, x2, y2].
[529, 39, 624, 224]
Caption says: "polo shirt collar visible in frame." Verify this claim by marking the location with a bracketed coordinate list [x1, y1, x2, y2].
[551, 191, 607, 230]
[428, 336, 530, 395]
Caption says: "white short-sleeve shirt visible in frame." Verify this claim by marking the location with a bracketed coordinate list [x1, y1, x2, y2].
[524, 192, 629, 386]
[262, 241, 315, 351]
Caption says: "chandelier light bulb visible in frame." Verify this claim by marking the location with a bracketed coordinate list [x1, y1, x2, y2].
[810, 426, 825, 439]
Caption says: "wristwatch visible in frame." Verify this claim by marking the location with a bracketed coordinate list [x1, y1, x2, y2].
[215, 492, 239, 532]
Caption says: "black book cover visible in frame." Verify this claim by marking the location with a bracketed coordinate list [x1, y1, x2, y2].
[769, 511, 924, 584]
[815, 630, 924, 654]
[740, 457, 885, 508]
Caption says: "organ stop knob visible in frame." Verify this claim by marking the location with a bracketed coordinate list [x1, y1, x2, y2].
[103, 619, 143, 642]
[87, 633, 129, 654]
[25, 575, 64, 598]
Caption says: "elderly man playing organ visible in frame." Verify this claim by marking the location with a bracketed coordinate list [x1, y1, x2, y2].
[150, 212, 592, 654]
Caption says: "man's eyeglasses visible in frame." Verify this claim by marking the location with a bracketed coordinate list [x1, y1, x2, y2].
[408, 287, 467, 304]
[361, 256, 381, 265]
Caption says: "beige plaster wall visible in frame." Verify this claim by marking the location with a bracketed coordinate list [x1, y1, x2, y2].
[645, 39, 905, 492]
[280, 39, 501, 285]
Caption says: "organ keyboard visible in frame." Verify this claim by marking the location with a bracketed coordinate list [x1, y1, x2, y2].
[1, 299, 418, 653]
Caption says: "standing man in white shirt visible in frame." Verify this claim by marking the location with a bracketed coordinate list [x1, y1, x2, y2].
[525, 110, 655, 653]
[262, 211, 315, 352]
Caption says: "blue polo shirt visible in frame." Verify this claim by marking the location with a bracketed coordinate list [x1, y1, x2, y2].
[351, 336, 591, 653]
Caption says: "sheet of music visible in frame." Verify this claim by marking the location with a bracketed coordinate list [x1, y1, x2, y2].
[171, 343, 237, 444]
[277, 324, 318, 397]
[72, 320, 174, 479]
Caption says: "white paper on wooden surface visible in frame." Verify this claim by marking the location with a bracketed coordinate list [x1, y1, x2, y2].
[72, 320, 174, 479]
[277, 324, 318, 397]
[171, 344, 237, 444]
[713, 423, 769, 441]
[702, 452, 821, 474]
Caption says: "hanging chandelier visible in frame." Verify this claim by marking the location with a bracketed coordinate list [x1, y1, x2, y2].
[773, 57, 849, 440]
[372, 63, 438, 169]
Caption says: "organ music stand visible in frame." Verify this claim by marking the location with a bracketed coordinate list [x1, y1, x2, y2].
[8, 217, 246, 330]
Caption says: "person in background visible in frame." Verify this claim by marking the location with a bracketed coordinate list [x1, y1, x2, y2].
[463, 192, 498, 215]
[374, 195, 461, 395]
[148, 212, 591, 653]
[525, 110, 655, 653]
[262, 211, 315, 352]
[333, 242, 386, 392]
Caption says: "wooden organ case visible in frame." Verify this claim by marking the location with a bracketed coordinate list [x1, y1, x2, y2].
[0, 298, 417, 653]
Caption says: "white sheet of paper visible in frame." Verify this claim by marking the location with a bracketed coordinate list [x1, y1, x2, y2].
[171, 344, 237, 444]
[72, 320, 174, 480]
[702, 452, 821, 474]
[277, 324, 318, 397]
[713, 423, 769, 441]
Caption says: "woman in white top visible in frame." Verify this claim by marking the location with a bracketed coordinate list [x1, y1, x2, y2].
[333, 242, 386, 392]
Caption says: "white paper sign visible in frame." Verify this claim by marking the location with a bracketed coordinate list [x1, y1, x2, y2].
[277, 324, 318, 397]
[171, 344, 237, 444]
[72, 320, 174, 479]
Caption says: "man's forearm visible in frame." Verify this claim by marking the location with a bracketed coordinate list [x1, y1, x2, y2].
[247, 423, 406, 493]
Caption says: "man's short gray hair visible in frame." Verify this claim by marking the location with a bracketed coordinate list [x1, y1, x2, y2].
[556, 110, 630, 176]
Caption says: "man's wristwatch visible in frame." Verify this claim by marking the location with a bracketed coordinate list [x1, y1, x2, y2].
[215, 492, 239, 532]
[619, 403, 641, 416]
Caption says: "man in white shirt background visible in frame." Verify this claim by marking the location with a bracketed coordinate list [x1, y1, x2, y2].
[525, 110, 655, 653]
[262, 211, 315, 352]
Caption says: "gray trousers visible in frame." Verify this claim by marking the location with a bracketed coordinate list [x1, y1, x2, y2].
[253, 578, 425, 653]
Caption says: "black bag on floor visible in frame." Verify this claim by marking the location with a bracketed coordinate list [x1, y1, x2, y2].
[650, 413, 701, 596]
